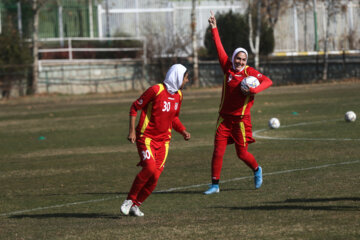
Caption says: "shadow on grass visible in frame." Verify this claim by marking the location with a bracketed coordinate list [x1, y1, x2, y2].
[153, 187, 254, 195]
[223, 205, 359, 211]
[9, 213, 121, 219]
[220, 187, 255, 192]
[79, 192, 128, 196]
[269, 197, 360, 203]
[214, 197, 360, 211]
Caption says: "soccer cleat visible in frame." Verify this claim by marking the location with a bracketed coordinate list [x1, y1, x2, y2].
[203, 184, 220, 195]
[254, 166, 263, 189]
[129, 205, 144, 217]
[120, 199, 133, 215]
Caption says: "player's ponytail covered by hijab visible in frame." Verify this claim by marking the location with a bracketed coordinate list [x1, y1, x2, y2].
[163, 64, 188, 94]
[231, 47, 248, 72]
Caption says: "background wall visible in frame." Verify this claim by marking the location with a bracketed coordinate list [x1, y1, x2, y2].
[27, 55, 360, 95]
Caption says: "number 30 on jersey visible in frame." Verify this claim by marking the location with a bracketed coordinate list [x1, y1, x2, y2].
[162, 101, 171, 112]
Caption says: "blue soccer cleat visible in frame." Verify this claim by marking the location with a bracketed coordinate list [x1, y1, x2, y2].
[204, 184, 220, 195]
[254, 166, 263, 189]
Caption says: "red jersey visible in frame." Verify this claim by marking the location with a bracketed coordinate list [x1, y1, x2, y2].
[130, 83, 185, 141]
[212, 28, 272, 117]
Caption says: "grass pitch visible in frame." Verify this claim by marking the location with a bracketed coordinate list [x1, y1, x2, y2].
[0, 82, 359, 239]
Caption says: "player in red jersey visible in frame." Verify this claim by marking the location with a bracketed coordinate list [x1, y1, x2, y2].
[120, 64, 191, 216]
[204, 11, 273, 195]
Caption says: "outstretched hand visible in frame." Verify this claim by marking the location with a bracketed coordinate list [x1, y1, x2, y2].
[208, 10, 217, 28]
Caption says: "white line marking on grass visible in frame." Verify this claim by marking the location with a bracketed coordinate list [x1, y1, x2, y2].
[1, 160, 359, 217]
[156, 160, 360, 192]
[0, 196, 122, 217]
[253, 119, 360, 141]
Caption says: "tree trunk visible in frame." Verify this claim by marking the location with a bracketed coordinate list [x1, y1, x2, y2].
[304, 0, 308, 51]
[31, 0, 39, 95]
[322, 1, 331, 81]
[248, 3, 255, 59]
[191, 0, 199, 87]
[248, 0, 261, 70]
[105, 0, 110, 37]
[255, 0, 261, 69]
[88, 0, 94, 38]
[313, 0, 319, 51]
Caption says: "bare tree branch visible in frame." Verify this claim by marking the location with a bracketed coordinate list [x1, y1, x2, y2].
[322, 0, 341, 81]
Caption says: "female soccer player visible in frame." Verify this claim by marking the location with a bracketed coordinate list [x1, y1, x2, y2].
[204, 11, 273, 195]
[121, 64, 191, 216]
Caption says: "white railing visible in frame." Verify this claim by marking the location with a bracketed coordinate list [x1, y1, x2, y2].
[37, 37, 146, 62]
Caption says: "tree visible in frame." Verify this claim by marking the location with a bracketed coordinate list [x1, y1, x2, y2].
[204, 10, 274, 62]
[264, 0, 287, 29]
[296, 0, 311, 50]
[248, 0, 261, 69]
[204, 11, 250, 59]
[0, 1, 32, 97]
[191, 0, 199, 87]
[0, 33, 31, 98]
[142, 25, 192, 86]
[8, 0, 54, 94]
[322, 0, 340, 81]
[248, 0, 287, 69]
[29, 0, 52, 94]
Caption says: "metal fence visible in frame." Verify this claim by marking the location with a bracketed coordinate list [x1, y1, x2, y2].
[96, 0, 360, 53]
[97, 0, 246, 51]
[1, 0, 359, 53]
[274, 0, 360, 53]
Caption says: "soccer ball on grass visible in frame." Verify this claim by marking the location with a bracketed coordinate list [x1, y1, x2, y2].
[269, 118, 280, 129]
[344, 111, 356, 122]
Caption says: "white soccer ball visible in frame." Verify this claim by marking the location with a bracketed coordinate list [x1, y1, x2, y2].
[269, 118, 280, 129]
[345, 111, 356, 122]
[241, 76, 260, 90]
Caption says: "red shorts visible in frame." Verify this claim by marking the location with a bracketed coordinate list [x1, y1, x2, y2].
[136, 137, 170, 169]
[215, 115, 255, 146]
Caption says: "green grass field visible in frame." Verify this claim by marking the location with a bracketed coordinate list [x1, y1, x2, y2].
[0, 82, 359, 239]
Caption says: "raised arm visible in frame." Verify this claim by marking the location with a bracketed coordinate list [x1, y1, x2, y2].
[209, 11, 230, 72]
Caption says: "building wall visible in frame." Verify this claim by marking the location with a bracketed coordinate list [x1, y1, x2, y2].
[98, 0, 360, 53]
[32, 56, 360, 95]
[1, 0, 358, 52]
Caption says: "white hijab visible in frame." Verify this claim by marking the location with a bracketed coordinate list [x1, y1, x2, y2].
[163, 64, 187, 94]
[231, 47, 248, 72]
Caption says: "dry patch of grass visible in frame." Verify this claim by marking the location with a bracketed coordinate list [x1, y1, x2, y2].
[12, 138, 214, 159]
